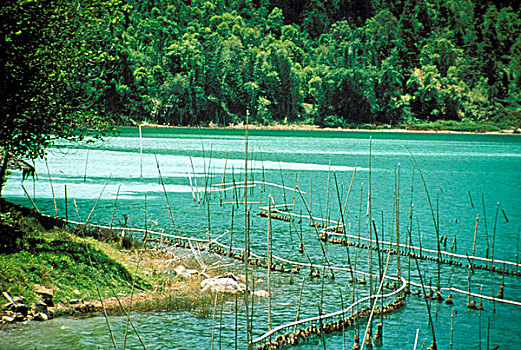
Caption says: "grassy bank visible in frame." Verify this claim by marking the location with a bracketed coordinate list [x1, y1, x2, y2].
[0, 199, 224, 325]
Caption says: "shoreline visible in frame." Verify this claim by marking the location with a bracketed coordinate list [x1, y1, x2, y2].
[136, 121, 521, 135]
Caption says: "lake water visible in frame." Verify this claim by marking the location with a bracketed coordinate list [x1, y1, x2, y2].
[2, 127, 521, 349]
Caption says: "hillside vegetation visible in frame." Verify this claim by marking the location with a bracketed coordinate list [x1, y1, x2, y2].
[3, 0, 521, 129]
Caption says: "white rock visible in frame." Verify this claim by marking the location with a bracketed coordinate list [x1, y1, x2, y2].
[174, 265, 199, 277]
[201, 277, 246, 293]
[253, 290, 269, 298]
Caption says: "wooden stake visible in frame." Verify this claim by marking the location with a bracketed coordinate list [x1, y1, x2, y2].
[110, 184, 121, 229]
[472, 214, 479, 255]
[267, 194, 272, 332]
[83, 149, 89, 183]
[64, 185, 68, 225]
[396, 163, 401, 279]
[155, 154, 179, 235]
[21, 184, 39, 213]
[45, 158, 58, 217]
[294, 277, 305, 333]
[243, 110, 251, 349]
[450, 308, 454, 350]
[139, 124, 143, 178]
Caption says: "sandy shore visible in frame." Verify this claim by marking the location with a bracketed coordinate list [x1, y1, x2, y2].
[138, 121, 520, 135]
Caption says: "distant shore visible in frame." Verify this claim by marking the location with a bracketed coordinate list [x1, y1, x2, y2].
[136, 121, 521, 135]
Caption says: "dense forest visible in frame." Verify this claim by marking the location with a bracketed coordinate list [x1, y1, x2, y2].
[3, 0, 521, 128]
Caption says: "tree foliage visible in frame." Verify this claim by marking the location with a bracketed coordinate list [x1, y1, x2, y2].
[0, 0, 117, 193]
[2, 0, 520, 148]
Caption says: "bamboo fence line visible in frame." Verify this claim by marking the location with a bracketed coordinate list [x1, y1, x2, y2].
[209, 181, 307, 194]
[322, 226, 521, 269]
[258, 207, 337, 226]
[251, 276, 408, 345]
[66, 220, 521, 307]
[258, 207, 521, 270]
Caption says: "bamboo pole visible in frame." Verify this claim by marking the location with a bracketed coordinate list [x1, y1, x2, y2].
[490, 202, 500, 313]
[154, 154, 179, 235]
[21, 184, 40, 213]
[110, 184, 121, 229]
[481, 194, 490, 259]
[85, 174, 111, 225]
[368, 137, 373, 314]
[64, 185, 68, 225]
[450, 308, 454, 350]
[83, 149, 89, 183]
[229, 205, 234, 252]
[218, 151, 229, 205]
[73, 199, 81, 221]
[406, 147, 442, 289]
[472, 214, 479, 255]
[396, 163, 401, 279]
[244, 110, 251, 349]
[333, 172, 355, 283]
[267, 194, 272, 332]
[139, 125, 143, 178]
[44, 158, 58, 217]
[294, 277, 305, 333]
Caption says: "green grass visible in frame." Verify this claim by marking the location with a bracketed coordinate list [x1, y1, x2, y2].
[0, 199, 145, 305]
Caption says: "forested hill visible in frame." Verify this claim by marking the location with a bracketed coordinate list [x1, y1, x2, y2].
[11, 0, 521, 128]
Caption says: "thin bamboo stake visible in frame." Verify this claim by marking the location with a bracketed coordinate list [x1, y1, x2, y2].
[450, 308, 454, 350]
[234, 292, 238, 350]
[490, 202, 500, 313]
[110, 184, 121, 229]
[243, 110, 251, 349]
[155, 153, 179, 235]
[64, 185, 68, 225]
[413, 329, 420, 350]
[472, 214, 480, 255]
[368, 137, 373, 315]
[396, 163, 401, 279]
[21, 184, 39, 213]
[361, 227, 392, 350]
[219, 292, 224, 350]
[85, 175, 111, 225]
[309, 177, 312, 225]
[211, 292, 218, 350]
[406, 147, 442, 290]
[267, 194, 273, 332]
[218, 151, 229, 205]
[481, 194, 490, 259]
[44, 158, 58, 217]
[189, 156, 200, 203]
[83, 149, 89, 183]
[294, 277, 305, 332]
[333, 172, 355, 283]
[229, 205, 234, 252]
[123, 192, 148, 350]
[407, 219, 437, 350]
[296, 185, 335, 276]
[84, 243, 118, 350]
[73, 199, 81, 221]
[139, 124, 143, 178]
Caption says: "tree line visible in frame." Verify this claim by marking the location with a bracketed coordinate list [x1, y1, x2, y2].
[73, 0, 519, 128]
[2, 0, 521, 132]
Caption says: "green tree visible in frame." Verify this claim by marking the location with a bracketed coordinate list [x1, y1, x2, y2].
[0, 0, 115, 194]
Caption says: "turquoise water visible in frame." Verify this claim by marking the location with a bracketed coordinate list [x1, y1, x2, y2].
[2, 128, 521, 349]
